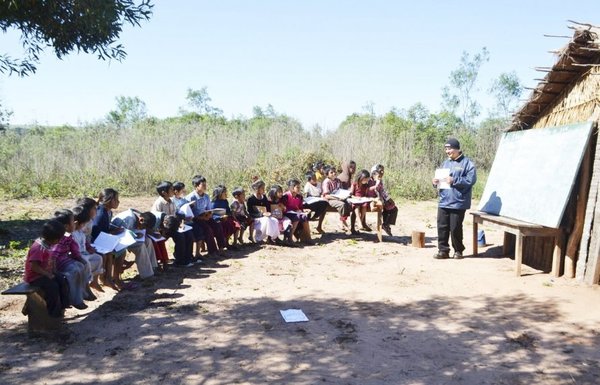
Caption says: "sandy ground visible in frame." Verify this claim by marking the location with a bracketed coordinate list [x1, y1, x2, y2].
[0, 197, 599, 385]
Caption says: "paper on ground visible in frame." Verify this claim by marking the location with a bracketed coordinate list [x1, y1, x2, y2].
[280, 309, 309, 323]
[434, 168, 451, 189]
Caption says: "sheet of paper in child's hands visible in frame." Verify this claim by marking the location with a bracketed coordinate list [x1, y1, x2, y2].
[178, 202, 194, 218]
[91, 232, 119, 254]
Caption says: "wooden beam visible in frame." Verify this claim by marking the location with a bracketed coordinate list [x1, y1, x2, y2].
[533, 79, 572, 85]
[543, 34, 571, 38]
[565, 144, 592, 278]
[567, 20, 597, 28]
[534, 67, 581, 74]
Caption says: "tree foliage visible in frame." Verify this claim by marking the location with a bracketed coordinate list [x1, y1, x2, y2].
[0, 0, 153, 76]
[181, 87, 223, 117]
[441, 47, 490, 130]
[106, 95, 147, 128]
[0, 98, 12, 131]
[489, 71, 523, 118]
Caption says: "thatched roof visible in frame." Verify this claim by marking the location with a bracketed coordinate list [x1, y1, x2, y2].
[509, 23, 600, 132]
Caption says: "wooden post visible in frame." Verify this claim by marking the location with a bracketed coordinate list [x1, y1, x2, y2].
[376, 210, 383, 242]
[565, 144, 592, 277]
[515, 233, 524, 277]
[411, 231, 425, 248]
[552, 231, 565, 277]
[472, 220, 478, 257]
[577, 127, 600, 281]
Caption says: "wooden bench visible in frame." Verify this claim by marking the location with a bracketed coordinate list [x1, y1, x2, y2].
[470, 211, 563, 277]
[2, 282, 62, 334]
[324, 203, 383, 242]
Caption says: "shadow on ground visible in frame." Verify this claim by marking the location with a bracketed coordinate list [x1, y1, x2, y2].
[1, 277, 598, 385]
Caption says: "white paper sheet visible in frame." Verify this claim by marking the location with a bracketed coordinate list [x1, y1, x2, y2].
[347, 197, 373, 204]
[330, 188, 351, 200]
[434, 168, 451, 190]
[280, 309, 309, 323]
[178, 224, 192, 233]
[91, 232, 119, 254]
[304, 196, 326, 205]
[211, 208, 226, 216]
[115, 230, 137, 252]
[178, 202, 194, 218]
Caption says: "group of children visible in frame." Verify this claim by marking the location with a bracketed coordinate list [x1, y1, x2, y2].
[23, 161, 398, 318]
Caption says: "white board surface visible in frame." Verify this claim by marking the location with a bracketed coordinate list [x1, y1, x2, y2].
[478, 121, 593, 228]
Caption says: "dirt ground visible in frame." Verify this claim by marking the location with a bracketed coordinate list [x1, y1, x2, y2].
[0, 197, 599, 385]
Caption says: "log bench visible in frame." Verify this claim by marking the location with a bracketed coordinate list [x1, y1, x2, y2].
[470, 211, 563, 277]
[324, 203, 383, 242]
[2, 282, 62, 334]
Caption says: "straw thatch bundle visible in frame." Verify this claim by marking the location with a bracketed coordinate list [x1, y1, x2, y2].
[511, 25, 600, 131]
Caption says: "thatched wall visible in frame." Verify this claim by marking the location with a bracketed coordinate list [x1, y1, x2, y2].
[532, 66, 600, 129]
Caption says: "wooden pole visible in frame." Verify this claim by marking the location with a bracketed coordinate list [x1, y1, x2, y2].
[411, 231, 425, 248]
[564, 145, 592, 277]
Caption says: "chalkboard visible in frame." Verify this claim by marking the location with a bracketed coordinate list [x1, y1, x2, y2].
[478, 121, 594, 228]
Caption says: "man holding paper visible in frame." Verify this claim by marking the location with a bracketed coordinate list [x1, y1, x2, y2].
[432, 138, 477, 259]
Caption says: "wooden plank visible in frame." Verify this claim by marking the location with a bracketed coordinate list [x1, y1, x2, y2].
[471, 212, 561, 275]
[577, 130, 600, 281]
[584, 206, 600, 284]
[565, 144, 592, 277]
[2, 282, 38, 295]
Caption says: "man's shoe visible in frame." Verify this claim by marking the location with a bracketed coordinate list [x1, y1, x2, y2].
[453, 251, 464, 259]
[433, 251, 450, 259]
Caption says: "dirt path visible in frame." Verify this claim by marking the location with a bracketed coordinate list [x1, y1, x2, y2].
[0, 198, 599, 384]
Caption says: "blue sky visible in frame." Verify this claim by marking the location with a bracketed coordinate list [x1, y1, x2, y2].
[1, 0, 599, 129]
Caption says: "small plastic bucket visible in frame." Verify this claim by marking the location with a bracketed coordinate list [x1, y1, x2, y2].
[477, 230, 486, 246]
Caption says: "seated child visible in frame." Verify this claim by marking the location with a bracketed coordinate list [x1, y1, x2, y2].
[211, 184, 241, 248]
[111, 208, 158, 280]
[247, 179, 280, 243]
[91, 188, 126, 290]
[370, 164, 398, 236]
[321, 165, 351, 232]
[23, 220, 68, 318]
[71, 205, 104, 293]
[303, 171, 328, 234]
[282, 178, 313, 243]
[267, 185, 293, 243]
[53, 209, 90, 310]
[172, 181, 189, 211]
[151, 181, 177, 270]
[230, 187, 254, 244]
[350, 169, 374, 234]
[185, 174, 227, 259]
[161, 214, 195, 267]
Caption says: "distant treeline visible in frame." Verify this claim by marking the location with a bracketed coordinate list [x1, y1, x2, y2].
[0, 104, 507, 201]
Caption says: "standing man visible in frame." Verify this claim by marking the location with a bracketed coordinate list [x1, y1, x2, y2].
[432, 138, 477, 259]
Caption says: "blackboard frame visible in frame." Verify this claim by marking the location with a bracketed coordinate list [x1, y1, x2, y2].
[478, 121, 594, 228]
